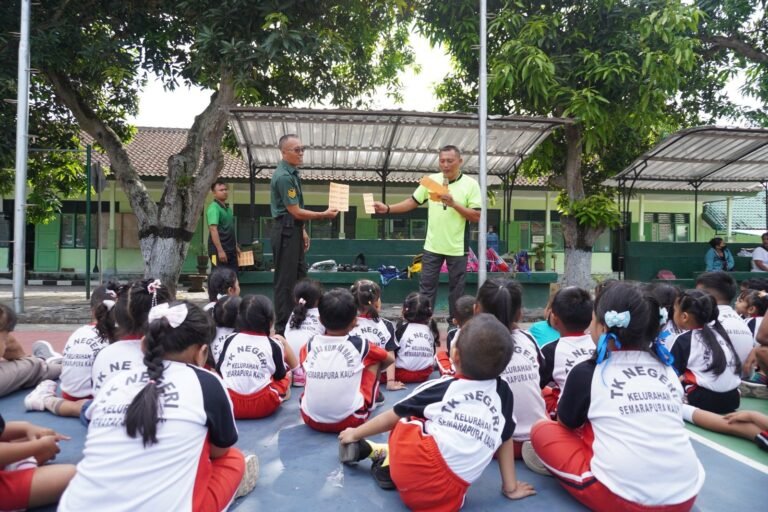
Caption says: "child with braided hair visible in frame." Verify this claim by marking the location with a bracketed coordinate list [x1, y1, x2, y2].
[59, 301, 258, 511]
[389, 292, 439, 383]
[284, 279, 325, 387]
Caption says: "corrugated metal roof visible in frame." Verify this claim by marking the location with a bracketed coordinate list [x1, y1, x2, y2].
[229, 108, 568, 184]
[702, 191, 767, 231]
[607, 126, 768, 192]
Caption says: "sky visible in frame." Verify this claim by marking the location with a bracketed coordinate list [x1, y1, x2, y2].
[129, 35, 452, 128]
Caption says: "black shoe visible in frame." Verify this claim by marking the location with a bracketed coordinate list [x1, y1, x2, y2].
[371, 459, 396, 490]
[339, 440, 372, 464]
[756, 431, 768, 452]
[375, 390, 385, 403]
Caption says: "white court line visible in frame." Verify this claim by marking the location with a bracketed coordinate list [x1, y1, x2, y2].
[688, 430, 768, 475]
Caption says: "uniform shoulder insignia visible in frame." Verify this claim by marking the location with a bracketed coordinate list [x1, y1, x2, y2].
[287, 188, 297, 199]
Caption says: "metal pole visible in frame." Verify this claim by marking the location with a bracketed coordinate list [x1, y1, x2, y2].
[85, 145, 91, 299]
[12, 0, 31, 314]
[764, 181, 767, 231]
[477, 0, 488, 285]
[693, 183, 699, 242]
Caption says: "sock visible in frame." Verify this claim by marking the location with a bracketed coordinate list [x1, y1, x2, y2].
[43, 396, 65, 415]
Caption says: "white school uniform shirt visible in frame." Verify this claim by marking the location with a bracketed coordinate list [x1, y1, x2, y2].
[751, 246, 768, 271]
[499, 329, 548, 441]
[216, 331, 286, 394]
[558, 351, 704, 505]
[60, 324, 108, 398]
[284, 307, 325, 356]
[670, 329, 742, 393]
[717, 305, 755, 363]
[395, 323, 435, 372]
[91, 338, 145, 397]
[393, 376, 515, 484]
[659, 320, 683, 349]
[58, 362, 238, 512]
[746, 316, 764, 342]
[539, 334, 595, 392]
[300, 334, 388, 423]
[349, 316, 397, 352]
[210, 326, 234, 363]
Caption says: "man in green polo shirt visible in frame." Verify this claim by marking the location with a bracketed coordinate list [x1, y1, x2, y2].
[373, 145, 481, 321]
[207, 179, 239, 273]
[270, 134, 338, 334]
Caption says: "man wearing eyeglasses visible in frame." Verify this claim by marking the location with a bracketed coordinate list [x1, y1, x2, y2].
[270, 134, 339, 335]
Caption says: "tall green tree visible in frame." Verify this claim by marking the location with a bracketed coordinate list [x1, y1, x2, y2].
[3, 0, 413, 290]
[419, 0, 704, 287]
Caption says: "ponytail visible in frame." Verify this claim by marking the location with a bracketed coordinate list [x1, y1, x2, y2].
[290, 280, 323, 329]
[125, 320, 167, 446]
[351, 280, 381, 321]
[476, 278, 522, 331]
[678, 291, 740, 376]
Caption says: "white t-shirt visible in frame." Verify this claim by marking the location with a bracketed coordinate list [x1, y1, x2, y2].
[540, 334, 595, 392]
[717, 305, 755, 364]
[747, 316, 764, 342]
[499, 329, 548, 441]
[670, 329, 742, 392]
[393, 376, 515, 483]
[751, 246, 768, 271]
[284, 308, 325, 356]
[349, 316, 397, 352]
[216, 332, 286, 394]
[211, 326, 234, 363]
[59, 362, 238, 512]
[60, 324, 108, 398]
[395, 323, 435, 372]
[300, 334, 388, 423]
[559, 351, 704, 505]
[91, 339, 145, 397]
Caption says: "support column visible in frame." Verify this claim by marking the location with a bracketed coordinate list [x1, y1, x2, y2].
[726, 196, 733, 242]
[106, 181, 117, 276]
[637, 194, 645, 242]
[339, 211, 346, 239]
[544, 192, 552, 243]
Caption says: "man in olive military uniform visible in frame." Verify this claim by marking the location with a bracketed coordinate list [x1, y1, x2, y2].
[270, 134, 338, 334]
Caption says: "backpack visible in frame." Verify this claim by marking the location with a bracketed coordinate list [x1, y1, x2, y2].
[656, 269, 677, 280]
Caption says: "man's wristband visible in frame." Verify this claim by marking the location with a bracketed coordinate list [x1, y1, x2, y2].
[386, 204, 391, 214]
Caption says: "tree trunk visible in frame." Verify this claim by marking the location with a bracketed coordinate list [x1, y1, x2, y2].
[45, 67, 235, 296]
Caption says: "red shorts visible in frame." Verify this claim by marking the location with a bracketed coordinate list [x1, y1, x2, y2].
[62, 391, 92, 401]
[0, 467, 34, 510]
[301, 369, 379, 433]
[435, 352, 455, 376]
[228, 377, 289, 419]
[389, 419, 470, 512]
[380, 367, 433, 384]
[530, 420, 697, 512]
[192, 440, 245, 512]
[542, 386, 560, 418]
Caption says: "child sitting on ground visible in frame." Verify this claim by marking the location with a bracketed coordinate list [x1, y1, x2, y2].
[25, 284, 119, 417]
[539, 286, 595, 417]
[338, 313, 535, 509]
[216, 295, 299, 419]
[388, 292, 439, 384]
[671, 290, 743, 414]
[284, 279, 325, 387]
[211, 295, 241, 364]
[0, 304, 62, 398]
[528, 293, 561, 347]
[300, 288, 393, 433]
[743, 290, 767, 340]
[477, 278, 548, 459]
[646, 282, 683, 348]
[682, 405, 768, 452]
[91, 279, 171, 397]
[58, 301, 257, 511]
[445, 294, 475, 353]
[528, 282, 704, 512]
[204, 267, 240, 312]
[0, 416, 75, 511]
[349, 280, 398, 396]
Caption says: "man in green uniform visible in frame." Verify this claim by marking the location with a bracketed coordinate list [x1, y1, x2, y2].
[207, 179, 239, 273]
[374, 145, 481, 321]
[271, 134, 338, 334]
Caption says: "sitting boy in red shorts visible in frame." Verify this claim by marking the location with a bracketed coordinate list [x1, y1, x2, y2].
[338, 313, 536, 511]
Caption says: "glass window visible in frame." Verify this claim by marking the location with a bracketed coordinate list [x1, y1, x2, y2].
[411, 219, 427, 239]
[60, 214, 75, 247]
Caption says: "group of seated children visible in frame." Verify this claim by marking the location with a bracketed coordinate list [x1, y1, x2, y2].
[4, 267, 768, 511]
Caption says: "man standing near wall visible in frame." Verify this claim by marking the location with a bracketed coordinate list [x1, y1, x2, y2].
[373, 145, 481, 321]
[271, 134, 338, 334]
[207, 179, 239, 273]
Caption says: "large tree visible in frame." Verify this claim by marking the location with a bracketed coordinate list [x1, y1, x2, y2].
[4, 0, 413, 290]
[419, 0, 704, 287]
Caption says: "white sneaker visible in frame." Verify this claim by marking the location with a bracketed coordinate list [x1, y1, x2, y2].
[522, 441, 551, 476]
[5, 456, 38, 472]
[24, 379, 58, 411]
[32, 340, 63, 364]
[234, 453, 259, 499]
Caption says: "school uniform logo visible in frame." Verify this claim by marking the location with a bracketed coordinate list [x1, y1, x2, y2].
[287, 188, 297, 199]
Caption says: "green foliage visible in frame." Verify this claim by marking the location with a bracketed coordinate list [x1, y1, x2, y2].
[556, 192, 621, 230]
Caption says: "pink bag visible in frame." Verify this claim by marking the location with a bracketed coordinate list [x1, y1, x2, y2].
[487, 248, 509, 272]
[466, 247, 479, 272]
[440, 260, 448, 273]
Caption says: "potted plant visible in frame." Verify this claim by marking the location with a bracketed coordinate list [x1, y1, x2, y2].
[531, 242, 553, 271]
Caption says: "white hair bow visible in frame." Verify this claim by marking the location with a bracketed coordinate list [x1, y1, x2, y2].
[605, 310, 631, 329]
[659, 307, 669, 326]
[148, 303, 188, 328]
[102, 300, 116, 311]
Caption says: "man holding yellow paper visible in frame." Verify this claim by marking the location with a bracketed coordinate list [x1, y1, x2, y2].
[373, 145, 481, 322]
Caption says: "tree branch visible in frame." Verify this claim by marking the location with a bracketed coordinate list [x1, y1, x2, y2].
[42, 67, 156, 226]
[704, 35, 768, 64]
